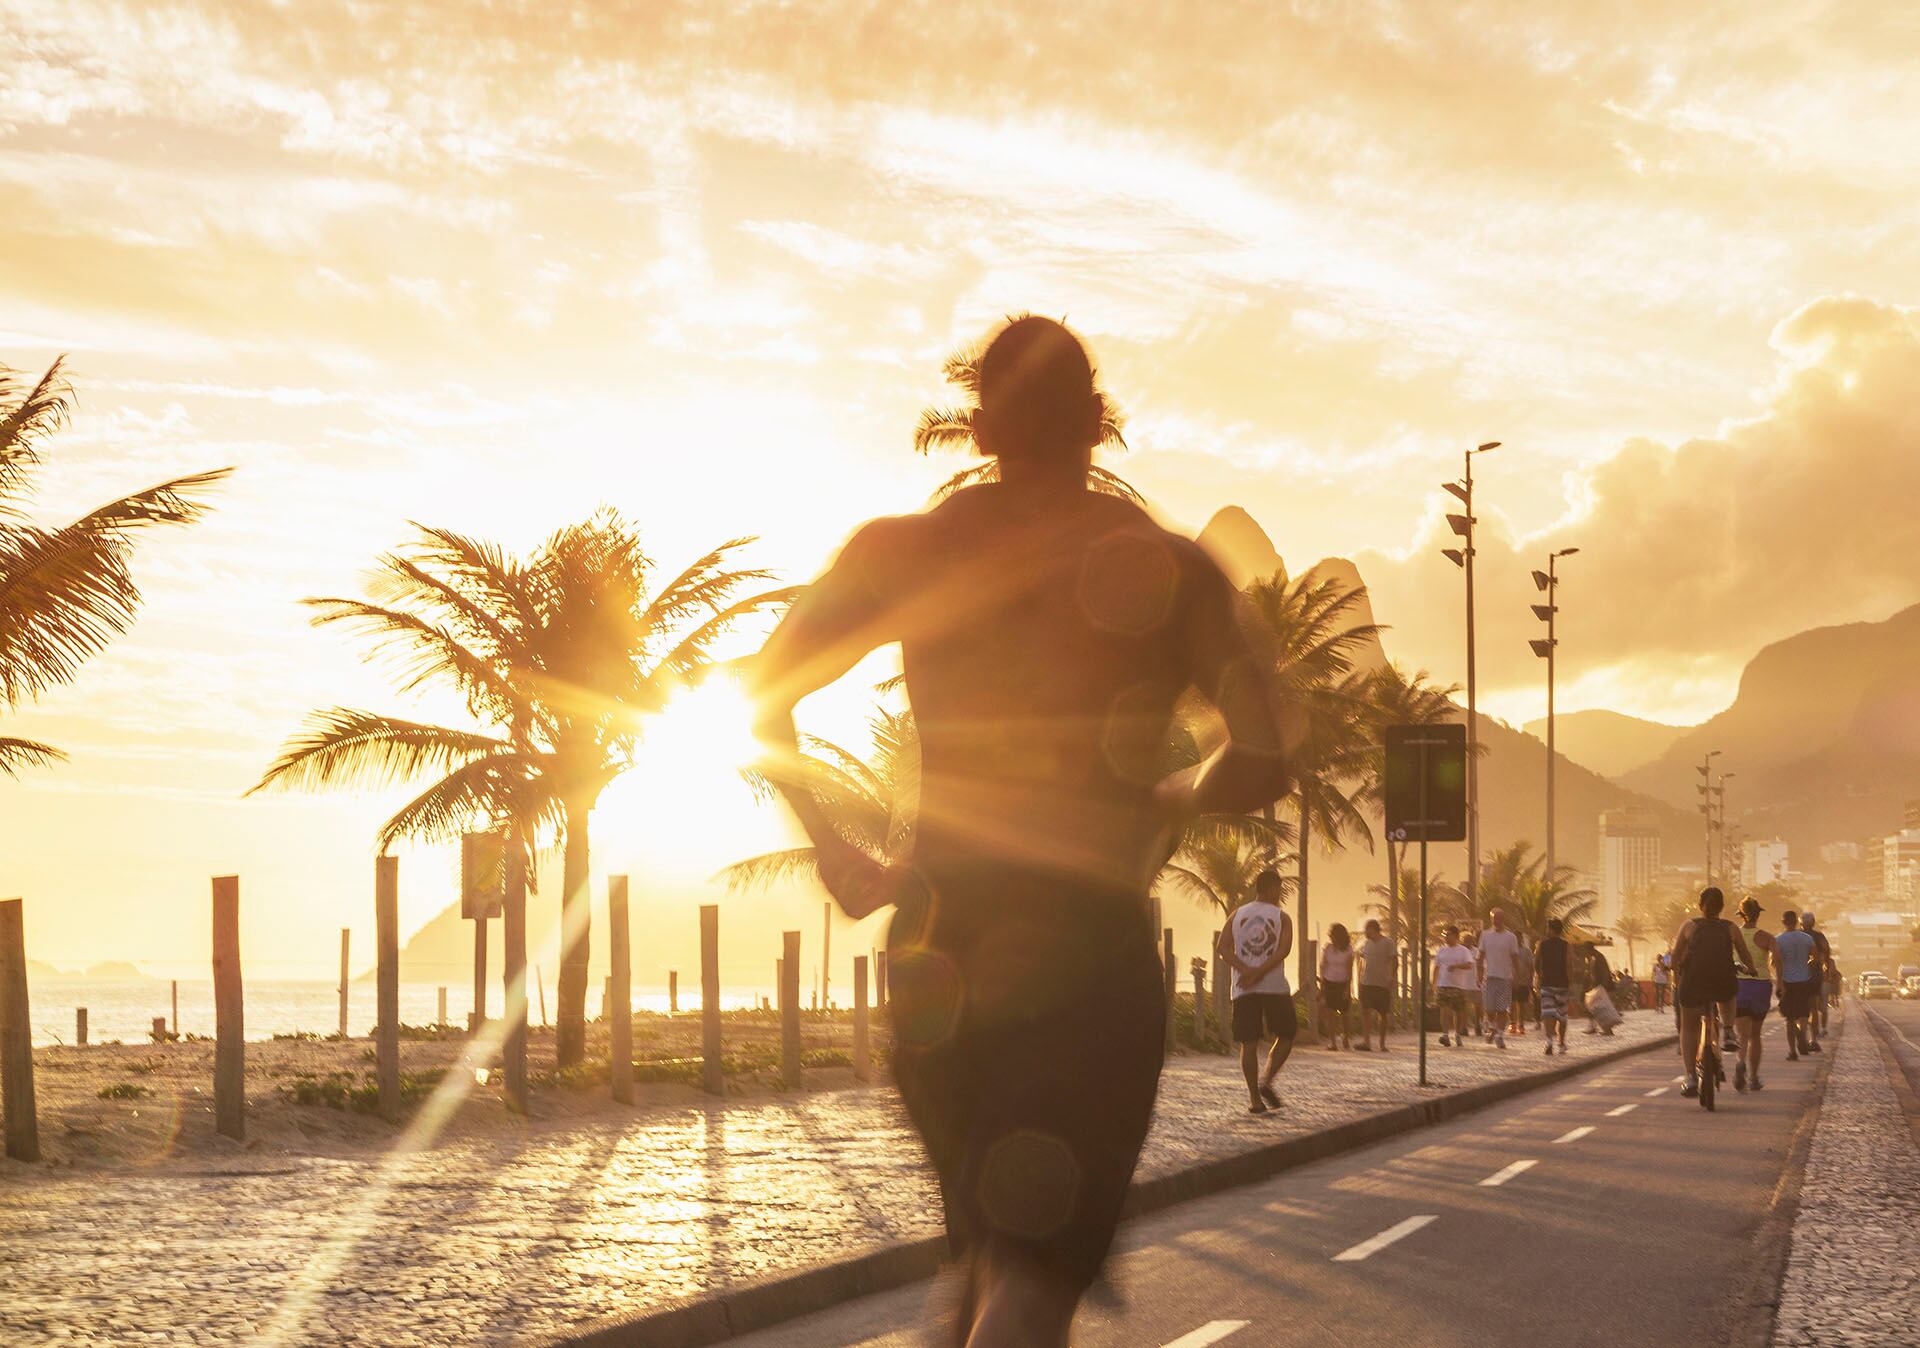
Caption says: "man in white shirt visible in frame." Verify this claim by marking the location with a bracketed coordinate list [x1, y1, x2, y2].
[1431, 924, 1476, 1048]
[1476, 910, 1522, 1050]
[1217, 870, 1296, 1115]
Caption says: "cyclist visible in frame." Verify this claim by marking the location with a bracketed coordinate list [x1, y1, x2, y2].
[1671, 887, 1739, 1100]
[1731, 897, 1776, 1092]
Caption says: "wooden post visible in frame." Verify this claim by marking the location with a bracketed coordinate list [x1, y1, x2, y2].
[608, 877, 633, 1105]
[0, 898, 37, 1161]
[1212, 929, 1230, 1055]
[535, 964, 546, 1026]
[502, 831, 528, 1114]
[76, 1007, 87, 1046]
[336, 929, 349, 1038]
[875, 949, 888, 1008]
[150, 1016, 167, 1044]
[375, 856, 400, 1123]
[700, 905, 722, 1096]
[821, 901, 832, 1010]
[470, 910, 488, 1032]
[601, 977, 611, 1024]
[853, 955, 871, 1082]
[1302, 936, 1319, 1038]
[436, 986, 447, 1028]
[211, 876, 244, 1141]
[1163, 927, 1176, 1051]
[171, 978, 180, 1037]
[1191, 964, 1206, 1045]
[668, 970, 678, 1014]
[780, 930, 802, 1089]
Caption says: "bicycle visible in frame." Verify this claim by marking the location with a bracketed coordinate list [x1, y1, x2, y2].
[1696, 1001, 1725, 1112]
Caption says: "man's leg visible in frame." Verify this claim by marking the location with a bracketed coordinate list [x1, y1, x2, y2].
[1240, 1040, 1264, 1111]
[965, 1244, 1075, 1348]
[1263, 1029, 1294, 1088]
[1679, 1005, 1703, 1092]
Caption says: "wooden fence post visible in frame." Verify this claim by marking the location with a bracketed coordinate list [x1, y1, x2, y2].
[1163, 927, 1176, 1051]
[535, 964, 546, 1026]
[821, 901, 832, 1010]
[1302, 937, 1319, 1039]
[0, 898, 37, 1161]
[853, 955, 871, 1082]
[212, 876, 245, 1141]
[76, 1008, 87, 1047]
[601, 977, 611, 1024]
[876, 949, 888, 1008]
[1212, 929, 1230, 1055]
[375, 856, 400, 1123]
[436, 986, 447, 1028]
[171, 978, 180, 1037]
[608, 876, 633, 1105]
[669, 970, 678, 1015]
[337, 928, 350, 1038]
[1190, 963, 1206, 1045]
[780, 930, 802, 1089]
[700, 905, 722, 1095]
[150, 1016, 166, 1044]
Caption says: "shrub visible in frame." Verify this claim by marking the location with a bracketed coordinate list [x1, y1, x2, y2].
[98, 1082, 150, 1100]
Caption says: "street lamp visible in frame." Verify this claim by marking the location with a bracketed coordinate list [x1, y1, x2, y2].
[1443, 440, 1499, 903]
[1716, 773, 1737, 888]
[1696, 750, 1723, 886]
[1530, 546, 1578, 881]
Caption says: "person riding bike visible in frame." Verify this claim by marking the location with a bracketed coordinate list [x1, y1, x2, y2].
[1671, 887, 1741, 1101]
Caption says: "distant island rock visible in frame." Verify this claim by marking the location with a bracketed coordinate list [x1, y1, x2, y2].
[25, 958, 61, 978]
[1522, 708, 1691, 779]
[82, 960, 147, 981]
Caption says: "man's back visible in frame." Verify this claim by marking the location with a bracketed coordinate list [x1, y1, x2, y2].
[1777, 929, 1814, 981]
[852, 483, 1244, 889]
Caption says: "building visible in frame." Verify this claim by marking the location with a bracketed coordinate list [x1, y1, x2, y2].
[1906, 798, 1920, 830]
[1741, 838, 1790, 888]
[1880, 829, 1920, 904]
[1598, 809, 1662, 931]
[1820, 841, 1862, 864]
[1831, 911, 1916, 973]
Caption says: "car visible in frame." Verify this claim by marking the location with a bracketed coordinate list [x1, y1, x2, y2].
[1860, 970, 1888, 995]
[1901, 975, 1920, 1000]
[1862, 974, 1897, 1000]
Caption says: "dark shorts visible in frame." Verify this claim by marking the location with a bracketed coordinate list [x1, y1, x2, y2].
[1780, 980, 1814, 1019]
[1735, 978, 1771, 1021]
[1438, 986, 1468, 1011]
[1359, 985, 1392, 1015]
[1321, 982, 1351, 1014]
[887, 862, 1164, 1294]
[1233, 993, 1298, 1043]
[1680, 973, 1737, 1010]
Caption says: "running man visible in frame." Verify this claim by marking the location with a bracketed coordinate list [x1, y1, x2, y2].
[1356, 918, 1396, 1051]
[1477, 909, 1521, 1049]
[1220, 871, 1296, 1113]
[1732, 897, 1776, 1092]
[1801, 911, 1830, 1051]
[750, 316, 1297, 1347]
[1775, 910, 1817, 1061]
[1671, 888, 1739, 1098]
[1535, 919, 1572, 1055]
[1433, 925, 1474, 1047]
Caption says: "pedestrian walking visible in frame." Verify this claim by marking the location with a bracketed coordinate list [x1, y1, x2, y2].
[1801, 911, 1830, 1050]
[751, 315, 1298, 1347]
[1477, 909, 1522, 1049]
[1219, 871, 1297, 1116]
[1432, 925, 1475, 1048]
[1535, 919, 1572, 1055]
[1732, 897, 1776, 1092]
[1510, 937, 1534, 1037]
[1652, 953, 1670, 1012]
[1774, 910, 1817, 1061]
[1461, 928, 1485, 1038]
[1319, 923, 1355, 1050]
[1582, 944, 1620, 1036]
[1356, 918, 1396, 1052]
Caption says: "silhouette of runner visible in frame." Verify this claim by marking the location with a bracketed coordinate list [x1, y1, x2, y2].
[752, 316, 1297, 1345]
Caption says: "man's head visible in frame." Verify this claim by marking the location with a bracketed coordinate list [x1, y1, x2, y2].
[1253, 869, 1283, 904]
[972, 316, 1103, 471]
[1488, 908, 1506, 931]
[1782, 910, 1800, 929]
[1740, 897, 1763, 924]
[1364, 918, 1382, 940]
[1800, 910, 1817, 929]
[1699, 886, 1725, 917]
[1444, 924, 1460, 944]
[1547, 918, 1564, 937]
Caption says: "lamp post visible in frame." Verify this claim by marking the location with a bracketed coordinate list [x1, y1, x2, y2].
[1696, 750, 1722, 886]
[1716, 773, 1736, 889]
[1442, 441, 1499, 904]
[1529, 547, 1578, 881]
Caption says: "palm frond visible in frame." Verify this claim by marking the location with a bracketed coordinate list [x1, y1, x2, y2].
[303, 596, 535, 727]
[250, 709, 510, 795]
[375, 753, 555, 851]
[0, 735, 64, 777]
[714, 847, 824, 894]
[0, 360, 71, 509]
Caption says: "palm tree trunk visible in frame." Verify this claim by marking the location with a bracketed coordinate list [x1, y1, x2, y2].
[1297, 787, 1312, 993]
[502, 821, 529, 1111]
[555, 793, 594, 1067]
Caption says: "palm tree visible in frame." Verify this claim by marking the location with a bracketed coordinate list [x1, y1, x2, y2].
[1474, 840, 1599, 944]
[1359, 665, 1462, 945]
[913, 317, 1142, 502]
[1156, 830, 1299, 916]
[1, 359, 228, 775]
[1242, 572, 1384, 989]
[1366, 863, 1468, 946]
[254, 515, 790, 1066]
[1611, 913, 1652, 977]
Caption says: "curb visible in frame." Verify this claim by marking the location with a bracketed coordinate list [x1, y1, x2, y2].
[549, 1031, 1677, 1348]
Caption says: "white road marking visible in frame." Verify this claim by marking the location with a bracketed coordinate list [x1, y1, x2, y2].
[1333, 1214, 1438, 1262]
[1478, 1159, 1538, 1187]
[1552, 1126, 1594, 1144]
[1162, 1321, 1251, 1347]
[1607, 1103, 1639, 1117]
[1672, 1075, 1687, 1084]
[1645, 1086, 1668, 1097]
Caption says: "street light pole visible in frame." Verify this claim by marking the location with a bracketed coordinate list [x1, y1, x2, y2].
[1530, 547, 1578, 881]
[1696, 750, 1722, 887]
[1443, 441, 1499, 904]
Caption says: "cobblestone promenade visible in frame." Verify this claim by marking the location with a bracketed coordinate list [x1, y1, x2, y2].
[1, 1017, 1669, 1346]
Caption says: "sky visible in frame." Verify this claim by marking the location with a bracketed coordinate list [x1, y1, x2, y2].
[5, 0, 1920, 977]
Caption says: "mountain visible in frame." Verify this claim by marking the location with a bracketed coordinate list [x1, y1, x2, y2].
[1523, 709, 1690, 779]
[1621, 602, 1920, 857]
[1197, 509, 1389, 676]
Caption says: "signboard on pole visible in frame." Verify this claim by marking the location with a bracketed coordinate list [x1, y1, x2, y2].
[460, 831, 506, 920]
[1383, 723, 1468, 843]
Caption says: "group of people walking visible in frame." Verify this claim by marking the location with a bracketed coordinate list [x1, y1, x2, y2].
[1667, 887, 1839, 1100]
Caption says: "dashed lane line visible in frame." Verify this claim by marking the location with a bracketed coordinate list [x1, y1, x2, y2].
[1478, 1159, 1538, 1187]
[1606, 1103, 1639, 1117]
[1645, 1086, 1668, 1097]
[1552, 1126, 1595, 1144]
[1332, 1215, 1438, 1262]
[1161, 1321, 1251, 1347]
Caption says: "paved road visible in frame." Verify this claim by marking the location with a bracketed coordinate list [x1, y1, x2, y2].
[734, 1020, 1825, 1347]
[1858, 996, 1920, 1121]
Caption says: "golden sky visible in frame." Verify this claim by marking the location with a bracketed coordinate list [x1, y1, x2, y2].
[5, 1, 1920, 975]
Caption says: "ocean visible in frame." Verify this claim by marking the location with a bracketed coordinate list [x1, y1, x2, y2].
[23, 977, 772, 1047]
